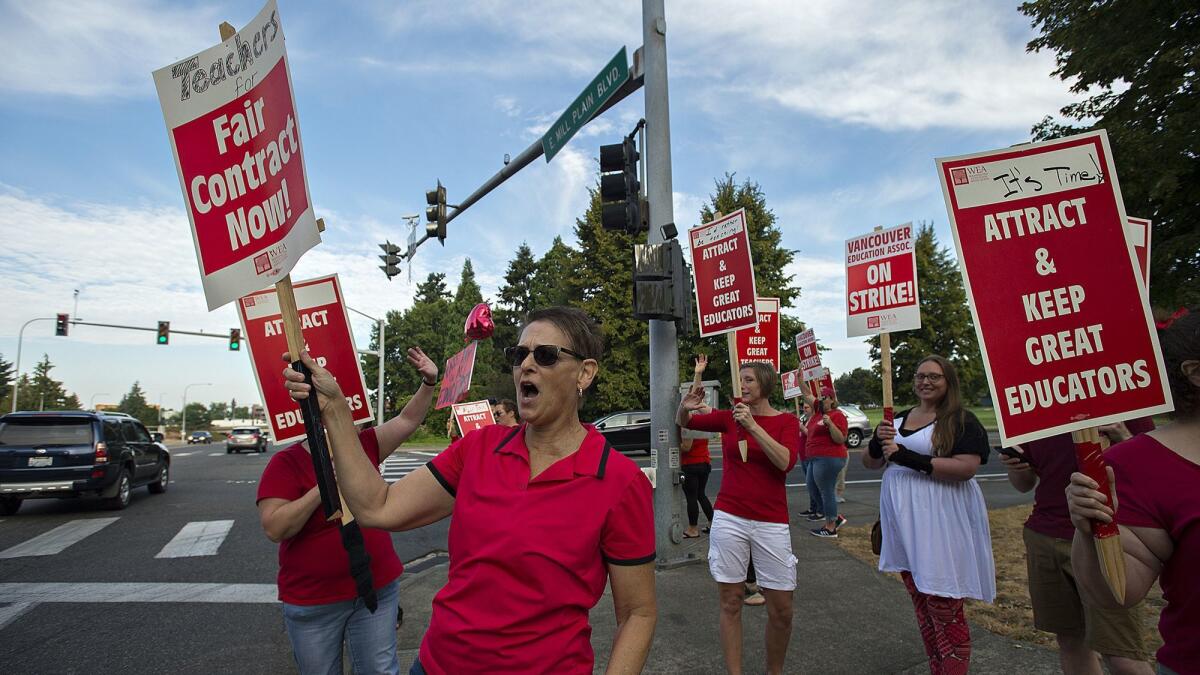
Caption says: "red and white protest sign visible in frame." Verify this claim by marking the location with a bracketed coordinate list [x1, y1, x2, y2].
[781, 369, 803, 400]
[436, 342, 479, 410]
[735, 297, 780, 371]
[688, 209, 759, 337]
[815, 367, 836, 398]
[153, 0, 321, 311]
[451, 400, 495, 435]
[845, 223, 921, 337]
[937, 131, 1173, 445]
[237, 274, 373, 445]
[794, 329, 823, 381]
[1125, 216, 1151, 289]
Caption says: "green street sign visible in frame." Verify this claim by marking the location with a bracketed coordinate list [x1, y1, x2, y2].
[542, 47, 630, 163]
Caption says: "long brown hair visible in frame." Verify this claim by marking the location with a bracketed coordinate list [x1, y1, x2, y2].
[917, 355, 964, 458]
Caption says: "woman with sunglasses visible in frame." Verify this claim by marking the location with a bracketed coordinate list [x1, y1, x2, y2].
[863, 355, 994, 674]
[677, 361, 800, 675]
[283, 306, 656, 675]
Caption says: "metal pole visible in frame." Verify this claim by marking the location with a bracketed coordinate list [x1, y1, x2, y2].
[90, 393, 109, 409]
[643, 0, 687, 567]
[377, 318, 386, 421]
[11, 317, 53, 413]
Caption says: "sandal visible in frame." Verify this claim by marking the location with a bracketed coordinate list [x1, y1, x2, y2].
[683, 532, 701, 539]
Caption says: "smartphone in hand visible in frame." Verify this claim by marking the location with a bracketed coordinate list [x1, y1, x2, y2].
[998, 446, 1028, 463]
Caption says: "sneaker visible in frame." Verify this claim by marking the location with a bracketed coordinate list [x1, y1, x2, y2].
[835, 515, 848, 530]
[810, 527, 838, 539]
[798, 509, 817, 517]
[743, 591, 766, 606]
[805, 513, 825, 522]
[837, 496, 847, 503]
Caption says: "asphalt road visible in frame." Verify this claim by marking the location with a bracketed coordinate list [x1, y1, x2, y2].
[0, 437, 1029, 674]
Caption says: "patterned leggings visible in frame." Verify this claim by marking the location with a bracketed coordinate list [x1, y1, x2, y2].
[901, 571, 971, 675]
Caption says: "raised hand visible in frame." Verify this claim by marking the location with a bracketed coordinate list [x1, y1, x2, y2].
[407, 346, 438, 384]
[680, 383, 707, 411]
[693, 354, 708, 376]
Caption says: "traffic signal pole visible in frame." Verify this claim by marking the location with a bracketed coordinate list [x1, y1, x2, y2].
[642, 0, 690, 568]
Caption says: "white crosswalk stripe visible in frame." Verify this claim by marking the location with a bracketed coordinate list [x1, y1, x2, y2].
[155, 520, 235, 558]
[174, 452, 195, 457]
[0, 517, 120, 558]
[208, 452, 224, 456]
[380, 455, 429, 483]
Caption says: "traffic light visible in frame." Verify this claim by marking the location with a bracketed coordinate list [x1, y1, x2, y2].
[229, 328, 241, 351]
[632, 240, 692, 333]
[157, 321, 170, 345]
[378, 241, 402, 281]
[55, 313, 69, 337]
[599, 137, 642, 234]
[425, 181, 447, 244]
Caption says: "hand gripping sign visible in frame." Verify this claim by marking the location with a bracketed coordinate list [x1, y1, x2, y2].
[238, 275, 373, 445]
[937, 130, 1173, 603]
[688, 209, 759, 460]
[735, 297, 781, 372]
[152, 0, 320, 311]
[452, 400, 496, 436]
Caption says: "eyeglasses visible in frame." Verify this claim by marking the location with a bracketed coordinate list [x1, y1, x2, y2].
[504, 344, 586, 368]
[913, 373, 945, 383]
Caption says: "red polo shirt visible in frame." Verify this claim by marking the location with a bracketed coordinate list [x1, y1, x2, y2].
[420, 423, 655, 675]
[686, 409, 800, 523]
[256, 427, 404, 605]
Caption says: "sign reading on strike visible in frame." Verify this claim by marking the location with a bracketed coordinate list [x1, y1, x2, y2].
[153, 0, 321, 311]
[238, 274, 373, 445]
[436, 342, 479, 410]
[735, 297, 780, 371]
[781, 370, 803, 400]
[845, 222, 921, 337]
[794, 329, 823, 381]
[688, 209, 759, 337]
[1125, 216, 1151, 289]
[452, 400, 495, 435]
[937, 130, 1173, 445]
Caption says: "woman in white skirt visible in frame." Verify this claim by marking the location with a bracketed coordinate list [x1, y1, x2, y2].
[863, 355, 994, 675]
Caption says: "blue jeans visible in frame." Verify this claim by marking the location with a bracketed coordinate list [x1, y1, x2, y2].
[409, 659, 426, 675]
[808, 456, 846, 525]
[282, 579, 401, 675]
[802, 459, 820, 513]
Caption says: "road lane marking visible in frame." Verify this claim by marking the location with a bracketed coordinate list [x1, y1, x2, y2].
[784, 472, 1008, 488]
[208, 452, 224, 456]
[155, 520, 235, 558]
[174, 452, 195, 457]
[0, 582, 279, 604]
[409, 451, 439, 457]
[0, 518, 120, 559]
[0, 602, 34, 630]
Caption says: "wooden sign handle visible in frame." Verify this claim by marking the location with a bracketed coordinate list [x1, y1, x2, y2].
[1072, 426, 1126, 603]
[726, 333, 748, 461]
[880, 332, 894, 425]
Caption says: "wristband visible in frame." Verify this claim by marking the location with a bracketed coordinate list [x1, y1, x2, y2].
[422, 378, 437, 387]
[889, 447, 933, 475]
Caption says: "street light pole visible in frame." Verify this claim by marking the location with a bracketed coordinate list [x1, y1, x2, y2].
[11, 317, 54, 413]
[347, 305, 386, 423]
[642, 0, 688, 567]
[90, 393, 110, 410]
[181, 382, 212, 440]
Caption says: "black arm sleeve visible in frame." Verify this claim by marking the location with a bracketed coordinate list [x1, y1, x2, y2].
[949, 412, 991, 464]
[888, 447, 934, 474]
[867, 434, 884, 459]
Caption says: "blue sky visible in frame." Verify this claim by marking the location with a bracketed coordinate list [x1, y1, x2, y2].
[0, 0, 1080, 412]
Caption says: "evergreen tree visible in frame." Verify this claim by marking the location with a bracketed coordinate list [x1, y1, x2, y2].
[22, 355, 78, 411]
[497, 244, 538, 318]
[118, 381, 156, 427]
[1021, 0, 1199, 309]
[868, 223, 986, 405]
[529, 236, 582, 309]
[0, 353, 13, 397]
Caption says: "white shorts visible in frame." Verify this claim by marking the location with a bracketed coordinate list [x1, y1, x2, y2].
[708, 510, 797, 591]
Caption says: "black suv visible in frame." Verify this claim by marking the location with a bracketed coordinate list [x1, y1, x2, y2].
[0, 411, 171, 515]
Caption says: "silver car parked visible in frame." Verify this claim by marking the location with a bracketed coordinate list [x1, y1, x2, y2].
[837, 404, 873, 449]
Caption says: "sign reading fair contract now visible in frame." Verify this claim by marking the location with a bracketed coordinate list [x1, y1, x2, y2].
[845, 223, 920, 337]
[937, 130, 1172, 445]
[153, 0, 320, 310]
[237, 274, 373, 445]
[688, 209, 759, 337]
[735, 297, 780, 371]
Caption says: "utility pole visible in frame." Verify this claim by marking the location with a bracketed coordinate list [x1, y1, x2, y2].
[642, 0, 688, 567]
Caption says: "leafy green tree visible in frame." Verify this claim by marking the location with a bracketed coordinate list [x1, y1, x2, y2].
[834, 367, 883, 407]
[1021, 0, 1199, 309]
[207, 401, 230, 420]
[868, 223, 986, 405]
[183, 402, 211, 430]
[118, 381, 157, 427]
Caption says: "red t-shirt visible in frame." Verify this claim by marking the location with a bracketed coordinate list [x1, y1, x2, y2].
[805, 408, 849, 459]
[797, 427, 808, 463]
[1020, 417, 1155, 540]
[420, 423, 655, 675]
[255, 427, 404, 605]
[1106, 433, 1200, 674]
[686, 409, 800, 523]
[681, 437, 711, 465]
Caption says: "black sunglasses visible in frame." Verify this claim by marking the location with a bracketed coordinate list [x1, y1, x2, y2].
[505, 344, 586, 368]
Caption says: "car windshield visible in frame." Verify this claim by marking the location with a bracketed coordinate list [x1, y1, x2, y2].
[232, 428, 258, 435]
[840, 405, 864, 416]
[0, 419, 94, 446]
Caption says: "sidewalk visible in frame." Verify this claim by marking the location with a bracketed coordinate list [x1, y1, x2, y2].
[395, 523, 1060, 674]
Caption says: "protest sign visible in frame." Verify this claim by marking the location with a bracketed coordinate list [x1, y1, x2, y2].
[845, 223, 921, 337]
[1125, 216, 1151, 289]
[735, 297, 780, 371]
[781, 370, 803, 400]
[153, 0, 321, 311]
[437, 342, 479, 410]
[936, 130, 1172, 446]
[794, 329, 823, 381]
[238, 274, 373, 445]
[452, 400, 495, 435]
[688, 209, 759, 337]
[815, 367, 836, 399]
